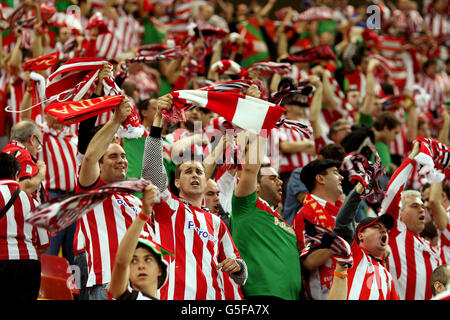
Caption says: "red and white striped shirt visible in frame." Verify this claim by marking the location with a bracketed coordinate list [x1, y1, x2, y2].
[278, 124, 316, 173]
[347, 243, 399, 300]
[415, 72, 449, 114]
[0, 180, 50, 260]
[380, 158, 443, 300]
[95, 10, 142, 60]
[76, 177, 151, 287]
[148, 188, 244, 300]
[377, 35, 409, 92]
[438, 207, 450, 265]
[37, 124, 78, 192]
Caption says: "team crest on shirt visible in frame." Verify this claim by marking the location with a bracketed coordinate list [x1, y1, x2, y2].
[26, 164, 33, 174]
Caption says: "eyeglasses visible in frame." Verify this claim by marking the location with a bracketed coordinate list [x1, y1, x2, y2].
[34, 135, 43, 151]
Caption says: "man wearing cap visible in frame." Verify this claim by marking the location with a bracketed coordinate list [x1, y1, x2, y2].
[292, 158, 344, 299]
[331, 182, 400, 299]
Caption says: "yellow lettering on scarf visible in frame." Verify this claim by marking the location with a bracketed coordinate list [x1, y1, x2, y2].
[51, 105, 69, 114]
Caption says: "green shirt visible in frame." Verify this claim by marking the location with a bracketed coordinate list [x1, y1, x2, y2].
[231, 191, 302, 299]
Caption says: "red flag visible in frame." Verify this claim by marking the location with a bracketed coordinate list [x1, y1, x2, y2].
[45, 95, 125, 125]
[23, 52, 59, 71]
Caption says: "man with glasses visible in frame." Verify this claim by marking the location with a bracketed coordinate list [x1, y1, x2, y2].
[2, 120, 48, 204]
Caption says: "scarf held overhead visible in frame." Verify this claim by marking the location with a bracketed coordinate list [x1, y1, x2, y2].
[170, 90, 286, 136]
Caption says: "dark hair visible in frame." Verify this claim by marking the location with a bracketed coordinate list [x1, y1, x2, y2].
[0, 153, 21, 180]
[318, 144, 346, 161]
[174, 158, 205, 179]
[420, 221, 437, 241]
[136, 98, 151, 120]
[431, 264, 450, 296]
[257, 163, 272, 184]
[373, 111, 401, 131]
[444, 183, 450, 200]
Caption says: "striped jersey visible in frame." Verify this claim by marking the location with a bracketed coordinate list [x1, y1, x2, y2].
[415, 72, 449, 114]
[294, 193, 342, 300]
[37, 124, 78, 192]
[377, 35, 409, 91]
[437, 207, 450, 265]
[75, 177, 151, 287]
[148, 188, 244, 300]
[95, 10, 142, 60]
[347, 243, 399, 300]
[0, 180, 50, 260]
[278, 124, 316, 173]
[380, 158, 443, 300]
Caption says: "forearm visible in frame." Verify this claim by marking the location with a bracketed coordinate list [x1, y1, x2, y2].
[438, 116, 450, 145]
[141, 126, 168, 191]
[20, 175, 44, 194]
[405, 106, 418, 143]
[321, 75, 338, 109]
[280, 140, 315, 155]
[302, 248, 332, 271]
[20, 90, 33, 120]
[429, 182, 449, 231]
[84, 118, 121, 163]
[309, 85, 323, 123]
[333, 185, 363, 244]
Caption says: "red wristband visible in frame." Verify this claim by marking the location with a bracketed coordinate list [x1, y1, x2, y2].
[138, 212, 149, 222]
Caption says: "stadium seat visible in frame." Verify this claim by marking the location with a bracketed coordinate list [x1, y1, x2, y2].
[38, 275, 74, 300]
[40, 254, 79, 297]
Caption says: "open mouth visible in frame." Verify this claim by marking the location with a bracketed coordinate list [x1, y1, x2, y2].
[214, 204, 219, 212]
[380, 235, 387, 245]
[191, 181, 200, 187]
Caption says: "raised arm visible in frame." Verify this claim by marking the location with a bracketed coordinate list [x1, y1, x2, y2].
[379, 142, 419, 220]
[233, 131, 266, 198]
[333, 183, 364, 244]
[308, 75, 324, 140]
[78, 97, 131, 187]
[141, 94, 173, 191]
[428, 177, 450, 231]
[108, 185, 157, 299]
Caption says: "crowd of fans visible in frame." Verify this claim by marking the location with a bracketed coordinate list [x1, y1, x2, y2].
[0, 0, 449, 301]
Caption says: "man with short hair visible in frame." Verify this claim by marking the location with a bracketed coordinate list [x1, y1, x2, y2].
[231, 134, 302, 300]
[141, 93, 247, 300]
[430, 264, 450, 299]
[292, 158, 344, 299]
[75, 97, 154, 300]
[330, 179, 400, 300]
[379, 142, 446, 299]
[2, 120, 47, 203]
[204, 178, 231, 230]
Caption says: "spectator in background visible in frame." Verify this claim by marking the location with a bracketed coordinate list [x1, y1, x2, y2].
[430, 264, 450, 299]
[2, 120, 47, 204]
[0, 152, 50, 300]
[292, 158, 344, 299]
